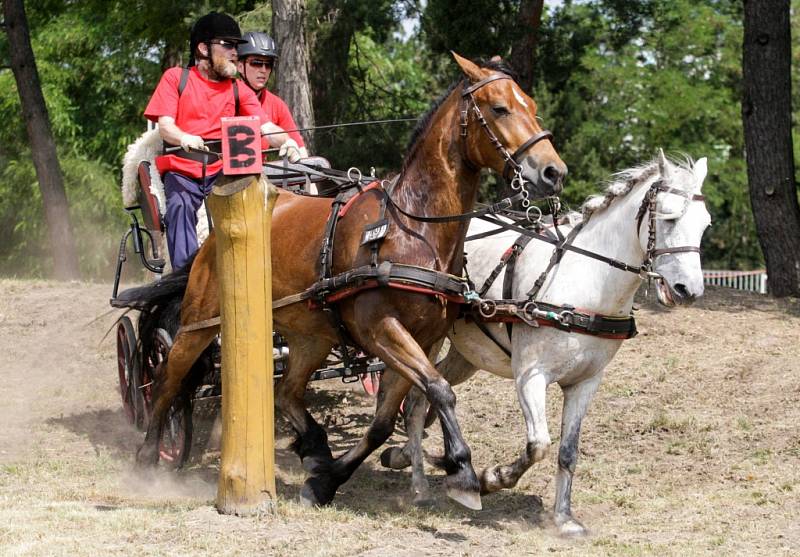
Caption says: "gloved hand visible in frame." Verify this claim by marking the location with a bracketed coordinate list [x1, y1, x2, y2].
[180, 134, 206, 152]
[279, 138, 302, 163]
[297, 146, 309, 160]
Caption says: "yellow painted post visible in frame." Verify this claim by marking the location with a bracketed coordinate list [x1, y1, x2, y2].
[208, 175, 278, 516]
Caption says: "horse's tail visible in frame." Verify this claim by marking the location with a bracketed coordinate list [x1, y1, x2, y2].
[114, 253, 197, 312]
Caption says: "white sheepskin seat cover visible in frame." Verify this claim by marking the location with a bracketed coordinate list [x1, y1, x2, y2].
[120, 130, 209, 270]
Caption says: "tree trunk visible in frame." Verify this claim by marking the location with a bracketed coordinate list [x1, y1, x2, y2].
[3, 0, 80, 280]
[509, 0, 544, 93]
[272, 0, 315, 150]
[742, 0, 800, 297]
[161, 41, 184, 71]
[309, 0, 355, 150]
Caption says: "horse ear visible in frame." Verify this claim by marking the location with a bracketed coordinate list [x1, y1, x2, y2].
[694, 157, 708, 185]
[657, 149, 669, 176]
[452, 51, 484, 83]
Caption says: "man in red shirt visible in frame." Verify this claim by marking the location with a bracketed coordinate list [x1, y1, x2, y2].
[237, 31, 309, 159]
[144, 12, 302, 269]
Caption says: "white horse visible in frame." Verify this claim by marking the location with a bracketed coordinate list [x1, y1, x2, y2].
[381, 152, 711, 537]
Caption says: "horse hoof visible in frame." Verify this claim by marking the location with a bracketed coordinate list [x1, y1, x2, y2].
[380, 447, 411, 470]
[446, 486, 482, 510]
[298, 485, 318, 507]
[555, 514, 588, 538]
[299, 476, 336, 507]
[479, 464, 519, 494]
[479, 466, 501, 494]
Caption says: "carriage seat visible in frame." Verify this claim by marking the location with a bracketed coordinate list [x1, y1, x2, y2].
[134, 161, 164, 234]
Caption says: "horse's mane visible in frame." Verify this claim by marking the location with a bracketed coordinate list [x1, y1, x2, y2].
[402, 59, 520, 171]
[579, 155, 696, 221]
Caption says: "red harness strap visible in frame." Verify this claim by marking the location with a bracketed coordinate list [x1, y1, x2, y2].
[338, 181, 381, 218]
[309, 279, 463, 310]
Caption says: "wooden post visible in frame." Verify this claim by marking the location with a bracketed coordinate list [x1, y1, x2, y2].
[208, 175, 278, 516]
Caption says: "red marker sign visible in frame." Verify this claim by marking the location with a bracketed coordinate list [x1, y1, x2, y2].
[221, 116, 263, 175]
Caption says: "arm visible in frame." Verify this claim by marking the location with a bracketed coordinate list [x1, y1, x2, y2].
[158, 116, 205, 151]
[260, 121, 288, 148]
[260, 121, 304, 161]
[239, 82, 299, 156]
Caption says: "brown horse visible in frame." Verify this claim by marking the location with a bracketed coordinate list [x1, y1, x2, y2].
[120, 53, 566, 509]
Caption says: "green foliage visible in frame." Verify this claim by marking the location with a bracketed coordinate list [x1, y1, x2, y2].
[536, 0, 760, 268]
[422, 0, 522, 60]
[314, 30, 439, 171]
[0, 0, 784, 277]
[0, 0, 255, 278]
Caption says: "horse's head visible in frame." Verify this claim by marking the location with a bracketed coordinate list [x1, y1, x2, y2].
[642, 152, 711, 307]
[453, 52, 567, 199]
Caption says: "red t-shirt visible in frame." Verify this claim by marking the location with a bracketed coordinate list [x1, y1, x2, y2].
[144, 67, 268, 178]
[258, 89, 305, 148]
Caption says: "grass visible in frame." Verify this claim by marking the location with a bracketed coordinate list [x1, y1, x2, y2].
[641, 412, 697, 435]
[3, 281, 800, 556]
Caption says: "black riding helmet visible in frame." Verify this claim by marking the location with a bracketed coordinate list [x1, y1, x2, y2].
[188, 12, 246, 67]
[238, 32, 279, 60]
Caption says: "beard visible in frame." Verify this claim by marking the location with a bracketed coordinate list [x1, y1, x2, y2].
[209, 53, 237, 80]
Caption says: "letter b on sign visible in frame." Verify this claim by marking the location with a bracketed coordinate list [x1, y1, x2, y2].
[221, 116, 263, 175]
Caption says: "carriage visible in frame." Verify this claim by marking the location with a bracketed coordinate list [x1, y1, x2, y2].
[105, 55, 712, 535]
[110, 148, 386, 467]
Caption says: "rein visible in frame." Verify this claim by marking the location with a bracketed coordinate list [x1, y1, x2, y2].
[380, 72, 556, 226]
[463, 176, 707, 344]
[271, 73, 552, 314]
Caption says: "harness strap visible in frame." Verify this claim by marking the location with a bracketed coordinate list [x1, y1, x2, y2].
[386, 190, 526, 224]
[338, 182, 381, 217]
[478, 214, 646, 275]
[502, 130, 554, 181]
[502, 234, 534, 340]
[472, 318, 512, 357]
[525, 222, 584, 300]
[651, 245, 701, 257]
[176, 316, 221, 335]
[271, 262, 471, 310]
[462, 73, 513, 95]
[473, 300, 638, 340]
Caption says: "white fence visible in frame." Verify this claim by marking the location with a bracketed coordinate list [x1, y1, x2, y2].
[703, 269, 767, 294]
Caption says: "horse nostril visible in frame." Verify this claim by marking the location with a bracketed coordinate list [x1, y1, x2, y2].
[674, 283, 693, 300]
[543, 164, 565, 190]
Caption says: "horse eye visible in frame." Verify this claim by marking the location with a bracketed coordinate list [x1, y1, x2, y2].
[491, 105, 510, 116]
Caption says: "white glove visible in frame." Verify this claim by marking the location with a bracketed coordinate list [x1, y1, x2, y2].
[297, 146, 309, 160]
[279, 138, 302, 163]
[180, 133, 205, 152]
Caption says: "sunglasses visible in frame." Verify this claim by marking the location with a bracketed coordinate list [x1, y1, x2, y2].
[247, 59, 274, 69]
[210, 39, 238, 50]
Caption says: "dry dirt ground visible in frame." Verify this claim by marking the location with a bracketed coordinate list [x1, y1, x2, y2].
[1, 278, 799, 556]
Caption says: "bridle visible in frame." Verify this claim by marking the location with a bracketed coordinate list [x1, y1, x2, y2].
[636, 179, 706, 276]
[459, 73, 554, 209]
[472, 171, 708, 305]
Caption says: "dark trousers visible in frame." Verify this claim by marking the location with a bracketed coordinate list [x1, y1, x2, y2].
[163, 171, 219, 269]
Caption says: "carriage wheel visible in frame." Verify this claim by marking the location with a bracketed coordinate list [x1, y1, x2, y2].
[359, 370, 381, 396]
[116, 316, 138, 424]
[158, 397, 193, 469]
[137, 328, 193, 468]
